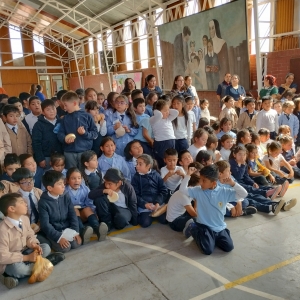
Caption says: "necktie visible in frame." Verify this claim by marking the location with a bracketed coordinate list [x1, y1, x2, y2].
[12, 127, 17, 135]
[285, 114, 290, 120]
[120, 115, 124, 122]
[18, 220, 23, 229]
[29, 193, 39, 223]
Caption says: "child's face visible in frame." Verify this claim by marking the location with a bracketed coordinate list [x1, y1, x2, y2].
[68, 171, 82, 190]
[88, 107, 99, 117]
[282, 141, 293, 151]
[5, 163, 20, 177]
[19, 178, 34, 192]
[219, 167, 231, 181]
[84, 155, 98, 170]
[246, 102, 255, 112]
[148, 94, 158, 106]
[135, 158, 150, 174]
[52, 159, 65, 172]
[161, 105, 170, 119]
[64, 100, 79, 113]
[273, 103, 282, 114]
[233, 150, 247, 164]
[204, 156, 213, 166]
[185, 100, 194, 111]
[259, 134, 269, 143]
[23, 157, 37, 173]
[9, 197, 28, 216]
[43, 105, 57, 120]
[47, 179, 65, 196]
[175, 77, 184, 89]
[199, 175, 215, 190]
[129, 142, 143, 158]
[253, 138, 260, 146]
[179, 152, 193, 169]
[248, 149, 258, 160]
[104, 180, 121, 191]
[208, 141, 218, 151]
[86, 91, 97, 101]
[164, 155, 178, 170]
[269, 148, 281, 158]
[185, 77, 192, 87]
[97, 95, 105, 106]
[222, 138, 234, 150]
[280, 128, 290, 135]
[135, 103, 145, 115]
[100, 141, 116, 157]
[29, 100, 42, 115]
[200, 101, 209, 110]
[78, 95, 85, 103]
[225, 99, 234, 108]
[262, 100, 272, 111]
[222, 121, 232, 132]
[283, 106, 294, 115]
[5, 112, 20, 126]
[114, 99, 128, 113]
[13, 102, 23, 113]
[241, 132, 251, 144]
[172, 100, 183, 112]
[194, 133, 208, 147]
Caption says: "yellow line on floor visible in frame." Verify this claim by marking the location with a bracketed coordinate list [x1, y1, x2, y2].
[288, 183, 300, 189]
[224, 254, 300, 289]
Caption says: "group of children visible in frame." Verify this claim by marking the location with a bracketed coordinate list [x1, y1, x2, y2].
[0, 82, 299, 289]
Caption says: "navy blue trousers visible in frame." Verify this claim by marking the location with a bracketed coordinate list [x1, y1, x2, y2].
[246, 193, 275, 213]
[153, 139, 175, 168]
[250, 175, 270, 186]
[191, 223, 234, 255]
[225, 198, 249, 217]
[169, 211, 193, 232]
[175, 138, 189, 154]
[138, 212, 167, 228]
[140, 141, 153, 156]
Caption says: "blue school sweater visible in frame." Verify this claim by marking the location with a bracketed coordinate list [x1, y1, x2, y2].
[278, 113, 299, 139]
[32, 115, 63, 163]
[38, 191, 79, 242]
[57, 110, 98, 153]
[229, 159, 255, 186]
[65, 184, 95, 211]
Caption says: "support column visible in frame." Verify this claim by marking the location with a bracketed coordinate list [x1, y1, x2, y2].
[132, 18, 141, 70]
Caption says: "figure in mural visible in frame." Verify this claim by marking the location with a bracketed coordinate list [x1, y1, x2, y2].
[197, 49, 207, 90]
[202, 35, 208, 57]
[208, 19, 229, 83]
[205, 39, 220, 90]
[173, 26, 191, 77]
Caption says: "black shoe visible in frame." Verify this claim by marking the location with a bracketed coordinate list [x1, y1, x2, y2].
[0, 274, 18, 289]
[46, 252, 65, 266]
[271, 199, 286, 215]
[242, 206, 257, 216]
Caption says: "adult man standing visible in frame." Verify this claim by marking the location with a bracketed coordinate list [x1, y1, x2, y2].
[173, 26, 191, 77]
[216, 73, 231, 106]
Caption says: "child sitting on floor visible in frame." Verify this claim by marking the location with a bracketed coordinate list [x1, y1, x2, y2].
[131, 154, 169, 228]
[188, 128, 208, 161]
[124, 140, 144, 178]
[0, 154, 21, 183]
[178, 150, 194, 174]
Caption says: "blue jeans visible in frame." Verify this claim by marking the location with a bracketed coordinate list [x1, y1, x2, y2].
[4, 244, 51, 279]
[246, 193, 275, 213]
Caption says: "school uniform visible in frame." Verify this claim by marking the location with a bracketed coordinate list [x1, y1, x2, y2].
[278, 113, 299, 140]
[0, 216, 51, 278]
[22, 112, 39, 135]
[216, 130, 236, 140]
[89, 181, 138, 231]
[180, 175, 247, 255]
[0, 173, 14, 182]
[38, 191, 81, 253]
[97, 153, 131, 181]
[247, 159, 270, 186]
[41, 168, 67, 191]
[33, 166, 44, 189]
[256, 109, 278, 140]
[188, 144, 206, 161]
[126, 158, 136, 179]
[131, 170, 168, 228]
[219, 147, 231, 161]
[192, 106, 201, 127]
[84, 169, 102, 190]
[219, 108, 238, 128]
[281, 149, 300, 178]
[161, 166, 185, 193]
[106, 111, 138, 157]
[236, 110, 258, 131]
[92, 121, 107, 157]
[5, 122, 32, 156]
[0, 118, 12, 166]
[145, 104, 154, 117]
[134, 114, 153, 156]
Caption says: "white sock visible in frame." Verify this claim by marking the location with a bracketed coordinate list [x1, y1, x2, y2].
[269, 205, 272, 211]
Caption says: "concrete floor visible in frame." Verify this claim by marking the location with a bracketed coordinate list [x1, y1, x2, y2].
[1, 182, 300, 300]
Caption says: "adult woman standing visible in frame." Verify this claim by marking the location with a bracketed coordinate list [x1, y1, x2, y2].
[121, 78, 136, 94]
[171, 75, 193, 98]
[258, 75, 278, 100]
[35, 84, 45, 101]
[225, 74, 245, 114]
[208, 19, 229, 83]
[141, 74, 162, 98]
[29, 84, 37, 96]
[278, 73, 297, 96]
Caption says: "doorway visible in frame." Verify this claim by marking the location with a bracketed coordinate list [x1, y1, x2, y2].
[38, 74, 66, 98]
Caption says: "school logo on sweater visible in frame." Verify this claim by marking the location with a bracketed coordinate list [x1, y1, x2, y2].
[218, 202, 223, 208]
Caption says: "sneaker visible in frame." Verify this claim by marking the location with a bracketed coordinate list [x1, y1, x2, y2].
[183, 219, 195, 239]
[266, 185, 282, 200]
[98, 222, 108, 242]
[279, 180, 289, 197]
[80, 226, 93, 245]
[242, 206, 257, 216]
[0, 274, 18, 289]
[46, 252, 65, 266]
[283, 198, 297, 211]
[271, 199, 286, 215]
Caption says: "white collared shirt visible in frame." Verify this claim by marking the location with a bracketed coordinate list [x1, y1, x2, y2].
[19, 188, 38, 223]
[47, 192, 59, 199]
[6, 123, 18, 133]
[44, 116, 57, 126]
[25, 112, 39, 134]
[84, 168, 98, 175]
[7, 216, 22, 228]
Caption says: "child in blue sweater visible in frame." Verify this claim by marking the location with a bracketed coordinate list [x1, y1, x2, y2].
[32, 99, 62, 169]
[131, 154, 169, 228]
[97, 137, 131, 181]
[57, 91, 98, 169]
[0, 154, 20, 182]
[65, 168, 108, 243]
[180, 165, 248, 255]
[38, 170, 82, 253]
[124, 140, 143, 178]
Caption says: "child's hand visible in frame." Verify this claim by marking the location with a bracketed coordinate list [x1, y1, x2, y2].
[123, 125, 130, 133]
[235, 202, 243, 216]
[175, 169, 185, 177]
[74, 235, 82, 245]
[114, 122, 121, 130]
[65, 136, 75, 144]
[77, 126, 85, 135]
[187, 167, 196, 176]
[59, 237, 70, 249]
[27, 251, 38, 262]
[231, 206, 237, 217]
[149, 139, 154, 147]
[223, 177, 235, 187]
[289, 159, 296, 166]
[31, 244, 43, 255]
[253, 183, 259, 189]
[103, 189, 114, 197]
[39, 160, 46, 168]
[145, 203, 155, 210]
[268, 174, 275, 183]
[167, 170, 175, 177]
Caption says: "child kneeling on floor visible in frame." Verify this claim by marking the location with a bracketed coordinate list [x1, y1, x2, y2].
[89, 168, 138, 231]
[180, 165, 248, 255]
[38, 170, 82, 253]
[0, 193, 64, 289]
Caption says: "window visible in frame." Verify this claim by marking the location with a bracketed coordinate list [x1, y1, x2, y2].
[33, 35, 45, 53]
[139, 16, 148, 69]
[124, 21, 133, 71]
[186, 0, 199, 16]
[9, 25, 23, 60]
